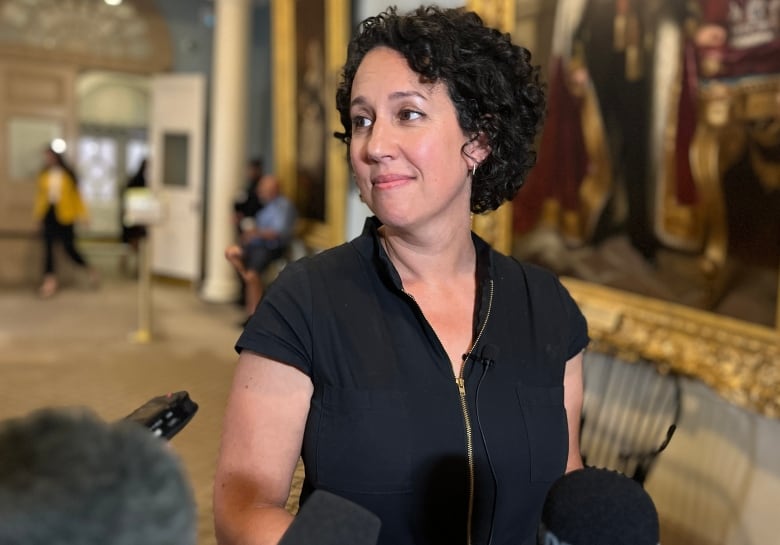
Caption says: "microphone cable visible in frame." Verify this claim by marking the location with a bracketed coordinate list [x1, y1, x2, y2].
[474, 351, 497, 545]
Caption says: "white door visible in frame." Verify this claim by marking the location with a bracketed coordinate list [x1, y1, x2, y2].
[148, 74, 206, 280]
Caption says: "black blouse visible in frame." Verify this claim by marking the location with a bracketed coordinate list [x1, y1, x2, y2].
[237, 217, 589, 545]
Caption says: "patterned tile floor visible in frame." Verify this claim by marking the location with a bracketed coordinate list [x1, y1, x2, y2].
[0, 269, 303, 544]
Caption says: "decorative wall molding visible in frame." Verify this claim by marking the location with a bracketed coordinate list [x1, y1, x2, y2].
[0, 0, 171, 73]
[564, 277, 780, 419]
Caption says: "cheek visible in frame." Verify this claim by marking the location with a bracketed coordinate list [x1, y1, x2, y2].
[419, 131, 464, 163]
[349, 148, 370, 188]
[417, 140, 465, 181]
[349, 144, 359, 169]
[410, 139, 443, 171]
[349, 147, 364, 175]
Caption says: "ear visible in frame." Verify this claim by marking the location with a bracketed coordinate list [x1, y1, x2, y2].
[464, 132, 491, 166]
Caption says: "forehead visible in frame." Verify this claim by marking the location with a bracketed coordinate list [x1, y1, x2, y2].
[351, 46, 444, 101]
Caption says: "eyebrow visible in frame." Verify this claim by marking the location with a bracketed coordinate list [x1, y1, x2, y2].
[350, 90, 428, 108]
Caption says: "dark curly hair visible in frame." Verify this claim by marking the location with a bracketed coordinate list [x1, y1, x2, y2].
[335, 5, 546, 214]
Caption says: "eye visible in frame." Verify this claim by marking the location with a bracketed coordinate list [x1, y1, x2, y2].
[399, 109, 423, 121]
[351, 115, 373, 130]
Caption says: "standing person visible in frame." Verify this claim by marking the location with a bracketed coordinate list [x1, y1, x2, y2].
[33, 146, 98, 298]
[224, 174, 297, 322]
[120, 157, 149, 275]
[214, 6, 588, 545]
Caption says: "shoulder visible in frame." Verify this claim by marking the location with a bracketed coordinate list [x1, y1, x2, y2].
[287, 240, 365, 277]
[276, 196, 296, 217]
[493, 253, 584, 316]
[277, 196, 294, 209]
[493, 252, 565, 290]
[268, 237, 376, 310]
[495, 254, 589, 355]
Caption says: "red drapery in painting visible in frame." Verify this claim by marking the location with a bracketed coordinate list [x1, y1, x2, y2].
[514, 57, 588, 236]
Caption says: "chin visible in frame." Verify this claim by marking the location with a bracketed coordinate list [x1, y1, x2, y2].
[375, 211, 415, 230]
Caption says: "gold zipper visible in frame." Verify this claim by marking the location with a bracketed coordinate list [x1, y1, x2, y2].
[402, 279, 494, 545]
[457, 279, 494, 545]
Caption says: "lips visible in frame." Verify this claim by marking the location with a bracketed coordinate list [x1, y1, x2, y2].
[372, 173, 412, 187]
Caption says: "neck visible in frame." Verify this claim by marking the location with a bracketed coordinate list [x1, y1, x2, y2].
[379, 221, 475, 284]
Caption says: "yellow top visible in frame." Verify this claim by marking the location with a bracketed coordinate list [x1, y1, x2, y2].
[33, 168, 88, 224]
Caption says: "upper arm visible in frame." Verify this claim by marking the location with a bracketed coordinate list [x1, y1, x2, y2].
[563, 350, 585, 472]
[213, 350, 313, 544]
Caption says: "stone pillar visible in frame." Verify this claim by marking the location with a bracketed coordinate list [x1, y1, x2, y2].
[201, 0, 251, 302]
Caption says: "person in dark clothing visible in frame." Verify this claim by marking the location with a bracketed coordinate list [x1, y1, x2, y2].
[121, 158, 149, 252]
[232, 157, 265, 234]
[230, 158, 265, 305]
[214, 7, 588, 545]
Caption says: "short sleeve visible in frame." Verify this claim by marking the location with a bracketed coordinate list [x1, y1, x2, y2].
[555, 280, 589, 360]
[234, 260, 314, 376]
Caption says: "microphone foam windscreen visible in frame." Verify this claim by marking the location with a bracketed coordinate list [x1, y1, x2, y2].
[278, 490, 381, 545]
[539, 467, 659, 545]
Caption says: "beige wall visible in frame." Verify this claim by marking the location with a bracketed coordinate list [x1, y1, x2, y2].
[0, 60, 78, 284]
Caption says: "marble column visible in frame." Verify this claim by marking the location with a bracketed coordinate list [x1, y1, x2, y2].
[201, 0, 251, 302]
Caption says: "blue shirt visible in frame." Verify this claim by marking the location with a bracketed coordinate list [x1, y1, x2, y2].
[252, 195, 296, 249]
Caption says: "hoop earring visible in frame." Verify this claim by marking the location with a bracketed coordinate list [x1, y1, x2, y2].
[471, 163, 477, 177]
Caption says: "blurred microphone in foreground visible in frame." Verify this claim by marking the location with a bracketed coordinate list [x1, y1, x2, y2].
[538, 467, 660, 545]
[279, 489, 381, 545]
[0, 406, 197, 545]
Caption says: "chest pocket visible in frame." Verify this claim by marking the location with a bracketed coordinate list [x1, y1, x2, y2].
[309, 386, 412, 493]
[516, 384, 568, 482]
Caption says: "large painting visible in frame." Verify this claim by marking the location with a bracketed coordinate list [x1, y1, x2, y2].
[462, 0, 780, 418]
[513, 0, 779, 332]
[271, 0, 350, 250]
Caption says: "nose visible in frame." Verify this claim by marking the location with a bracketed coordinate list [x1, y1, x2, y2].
[365, 118, 396, 162]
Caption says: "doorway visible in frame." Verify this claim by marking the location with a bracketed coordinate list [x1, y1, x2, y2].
[76, 124, 148, 239]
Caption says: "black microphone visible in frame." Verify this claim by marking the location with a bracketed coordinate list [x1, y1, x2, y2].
[538, 467, 659, 545]
[278, 490, 381, 545]
[474, 343, 500, 545]
[479, 344, 500, 367]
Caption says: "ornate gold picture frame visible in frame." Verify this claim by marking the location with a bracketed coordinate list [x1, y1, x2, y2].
[563, 277, 779, 418]
[464, 1, 779, 418]
[492, 0, 779, 418]
[271, 0, 350, 251]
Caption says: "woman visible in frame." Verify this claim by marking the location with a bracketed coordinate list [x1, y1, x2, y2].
[214, 6, 588, 545]
[33, 147, 98, 298]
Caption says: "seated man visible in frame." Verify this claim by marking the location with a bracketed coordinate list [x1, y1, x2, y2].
[225, 174, 297, 322]
[0, 406, 197, 545]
